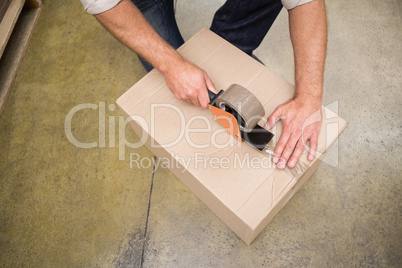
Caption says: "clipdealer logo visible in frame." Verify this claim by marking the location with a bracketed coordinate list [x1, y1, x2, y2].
[64, 101, 342, 168]
[64, 102, 242, 160]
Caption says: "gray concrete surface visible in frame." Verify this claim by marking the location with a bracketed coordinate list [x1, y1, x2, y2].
[0, 0, 401, 267]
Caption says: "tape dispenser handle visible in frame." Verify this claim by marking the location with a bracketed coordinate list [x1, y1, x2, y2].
[207, 89, 224, 107]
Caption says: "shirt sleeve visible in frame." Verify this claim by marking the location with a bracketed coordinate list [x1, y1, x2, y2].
[80, 0, 122, 15]
[281, 0, 314, 10]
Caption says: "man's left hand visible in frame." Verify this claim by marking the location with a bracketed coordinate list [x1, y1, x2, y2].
[265, 96, 322, 169]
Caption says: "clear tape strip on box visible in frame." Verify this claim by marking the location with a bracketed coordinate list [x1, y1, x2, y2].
[264, 144, 309, 178]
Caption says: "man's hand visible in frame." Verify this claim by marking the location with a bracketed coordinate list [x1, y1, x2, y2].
[95, 0, 215, 109]
[162, 59, 216, 109]
[265, 96, 322, 169]
[266, 0, 327, 169]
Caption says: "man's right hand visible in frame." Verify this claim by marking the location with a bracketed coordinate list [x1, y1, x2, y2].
[95, 0, 215, 108]
[162, 58, 216, 109]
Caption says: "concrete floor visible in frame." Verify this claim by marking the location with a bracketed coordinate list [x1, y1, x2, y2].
[0, 0, 401, 267]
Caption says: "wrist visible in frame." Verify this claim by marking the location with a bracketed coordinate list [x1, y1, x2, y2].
[294, 83, 322, 100]
[158, 50, 185, 76]
[294, 90, 322, 109]
[295, 92, 322, 102]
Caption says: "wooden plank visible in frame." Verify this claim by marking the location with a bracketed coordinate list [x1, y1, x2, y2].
[25, 0, 42, 8]
[0, 6, 42, 115]
[0, 0, 25, 58]
[0, 0, 11, 24]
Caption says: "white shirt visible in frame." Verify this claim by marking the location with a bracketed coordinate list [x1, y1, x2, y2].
[282, 0, 314, 10]
[80, 0, 314, 15]
[80, 0, 121, 15]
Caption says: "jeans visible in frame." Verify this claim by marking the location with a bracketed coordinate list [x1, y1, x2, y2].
[131, 0, 283, 71]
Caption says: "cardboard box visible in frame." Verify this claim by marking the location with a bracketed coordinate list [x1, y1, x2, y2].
[117, 28, 348, 244]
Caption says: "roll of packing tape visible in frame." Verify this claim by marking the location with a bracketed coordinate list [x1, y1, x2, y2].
[216, 84, 265, 132]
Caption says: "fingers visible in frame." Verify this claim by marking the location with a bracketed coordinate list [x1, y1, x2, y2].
[198, 91, 210, 108]
[186, 87, 209, 108]
[185, 90, 209, 108]
[265, 107, 281, 130]
[204, 74, 216, 107]
[275, 126, 319, 169]
[192, 72, 215, 108]
[288, 138, 305, 168]
[171, 70, 214, 109]
[274, 130, 300, 169]
[180, 92, 207, 108]
[186, 81, 212, 108]
[190, 97, 201, 107]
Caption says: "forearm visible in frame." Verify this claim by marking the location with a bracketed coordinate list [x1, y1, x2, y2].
[288, 0, 327, 103]
[94, 0, 214, 108]
[94, 0, 183, 74]
[266, 0, 327, 169]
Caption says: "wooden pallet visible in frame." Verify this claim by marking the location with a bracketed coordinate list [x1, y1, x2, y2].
[0, 0, 42, 115]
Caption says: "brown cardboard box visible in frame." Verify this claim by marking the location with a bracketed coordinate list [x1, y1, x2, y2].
[117, 28, 348, 244]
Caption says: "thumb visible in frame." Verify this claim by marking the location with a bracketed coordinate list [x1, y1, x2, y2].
[204, 73, 216, 93]
[265, 107, 281, 130]
[198, 89, 210, 109]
